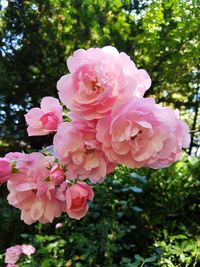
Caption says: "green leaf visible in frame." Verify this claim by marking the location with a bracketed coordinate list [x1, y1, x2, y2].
[130, 186, 143, 193]
[132, 206, 143, 212]
[145, 255, 157, 262]
[134, 254, 144, 261]
[129, 173, 147, 183]
[180, 253, 186, 262]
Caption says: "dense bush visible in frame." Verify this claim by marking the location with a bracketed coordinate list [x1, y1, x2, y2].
[0, 155, 199, 266]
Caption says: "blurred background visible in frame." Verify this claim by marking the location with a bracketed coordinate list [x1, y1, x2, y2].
[0, 0, 199, 266]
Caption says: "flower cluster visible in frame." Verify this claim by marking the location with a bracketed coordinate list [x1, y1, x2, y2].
[5, 244, 35, 266]
[0, 46, 190, 225]
[4, 152, 93, 224]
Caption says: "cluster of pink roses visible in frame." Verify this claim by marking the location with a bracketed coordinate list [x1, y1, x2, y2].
[0, 46, 190, 224]
[1, 152, 93, 224]
[5, 244, 35, 266]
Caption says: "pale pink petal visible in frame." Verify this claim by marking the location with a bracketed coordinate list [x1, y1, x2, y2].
[25, 108, 43, 128]
[27, 126, 47, 136]
[67, 49, 86, 73]
[84, 154, 100, 171]
[57, 74, 74, 109]
[30, 201, 44, 221]
[40, 96, 62, 114]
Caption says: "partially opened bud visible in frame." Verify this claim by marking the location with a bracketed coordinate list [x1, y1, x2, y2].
[40, 112, 60, 131]
[66, 182, 94, 220]
[50, 164, 65, 185]
[25, 96, 63, 136]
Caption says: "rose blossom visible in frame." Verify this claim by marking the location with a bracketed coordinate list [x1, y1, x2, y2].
[53, 120, 116, 183]
[66, 181, 94, 220]
[57, 46, 151, 120]
[7, 152, 66, 224]
[0, 157, 11, 183]
[25, 96, 63, 136]
[5, 245, 22, 264]
[50, 164, 65, 185]
[22, 244, 36, 256]
[96, 97, 190, 169]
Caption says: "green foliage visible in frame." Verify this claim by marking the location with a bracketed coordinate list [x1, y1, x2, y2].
[156, 227, 200, 266]
[121, 254, 158, 267]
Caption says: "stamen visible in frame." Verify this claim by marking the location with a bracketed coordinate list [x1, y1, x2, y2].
[91, 78, 104, 94]
[84, 144, 95, 155]
[131, 130, 142, 141]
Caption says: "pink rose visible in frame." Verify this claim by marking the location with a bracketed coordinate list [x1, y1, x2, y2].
[0, 158, 11, 183]
[5, 245, 22, 264]
[53, 120, 116, 183]
[22, 244, 36, 256]
[66, 182, 94, 220]
[96, 97, 190, 169]
[25, 96, 63, 136]
[7, 152, 66, 224]
[57, 46, 151, 120]
[50, 164, 65, 185]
